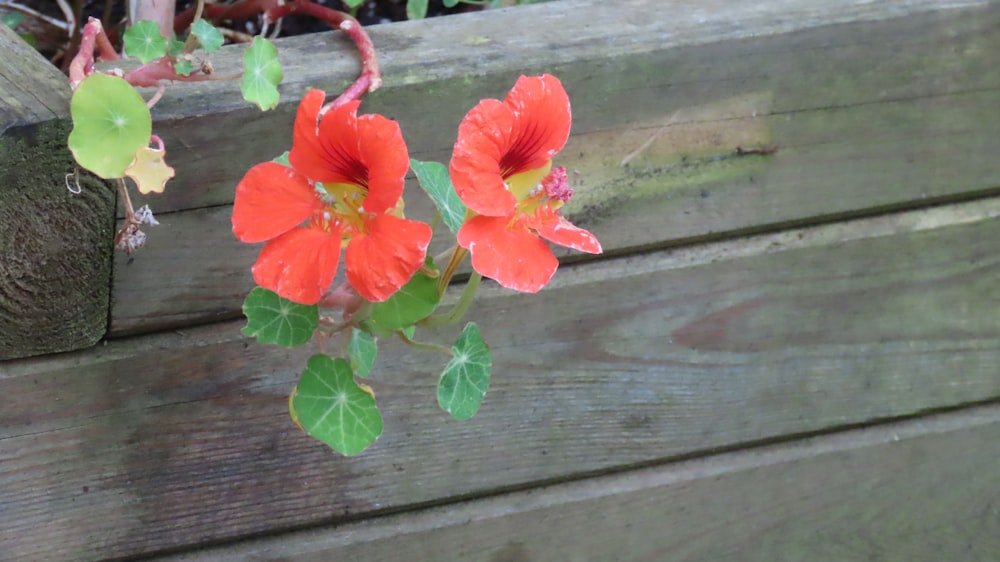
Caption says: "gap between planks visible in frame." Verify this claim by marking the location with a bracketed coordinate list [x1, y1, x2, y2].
[152, 401, 1000, 561]
[99, 192, 1000, 342]
[488, 193, 1000, 296]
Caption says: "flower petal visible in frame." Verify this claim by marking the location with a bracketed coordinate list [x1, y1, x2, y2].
[345, 214, 432, 302]
[449, 98, 518, 216]
[357, 113, 409, 215]
[288, 89, 330, 180]
[232, 162, 320, 243]
[290, 95, 367, 186]
[526, 206, 602, 254]
[457, 215, 558, 293]
[500, 74, 571, 178]
[252, 227, 342, 305]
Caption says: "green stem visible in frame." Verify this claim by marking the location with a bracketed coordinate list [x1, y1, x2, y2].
[419, 272, 481, 328]
[396, 331, 452, 356]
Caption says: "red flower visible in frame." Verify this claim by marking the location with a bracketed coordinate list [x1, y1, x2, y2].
[450, 74, 601, 293]
[232, 89, 431, 305]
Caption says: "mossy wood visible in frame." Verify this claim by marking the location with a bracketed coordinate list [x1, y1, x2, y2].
[5, 201, 1000, 560]
[109, 0, 1000, 336]
[158, 405, 1000, 561]
[0, 25, 114, 359]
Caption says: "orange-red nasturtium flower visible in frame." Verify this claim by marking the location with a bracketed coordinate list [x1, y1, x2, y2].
[449, 74, 602, 293]
[232, 89, 432, 305]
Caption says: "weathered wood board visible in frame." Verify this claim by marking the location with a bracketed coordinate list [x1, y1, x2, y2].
[0, 25, 114, 359]
[4, 198, 1000, 560]
[160, 404, 1000, 562]
[110, 0, 1000, 335]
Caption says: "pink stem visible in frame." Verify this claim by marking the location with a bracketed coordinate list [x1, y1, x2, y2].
[68, 18, 120, 89]
[265, 0, 382, 110]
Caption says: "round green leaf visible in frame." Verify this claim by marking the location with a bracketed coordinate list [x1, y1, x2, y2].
[3, 11, 25, 28]
[368, 262, 441, 332]
[190, 19, 224, 52]
[242, 287, 319, 347]
[411, 159, 467, 235]
[174, 59, 194, 76]
[349, 328, 378, 378]
[123, 20, 167, 63]
[407, 0, 429, 19]
[437, 322, 492, 420]
[68, 73, 152, 179]
[290, 355, 383, 455]
[242, 37, 283, 111]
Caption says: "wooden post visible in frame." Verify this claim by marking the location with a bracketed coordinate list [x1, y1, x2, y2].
[0, 25, 114, 359]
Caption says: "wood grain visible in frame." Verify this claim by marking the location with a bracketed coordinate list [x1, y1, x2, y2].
[161, 404, 1000, 562]
[0, 26, 114, 359]
[0, 24, 68, 129]
[5, 200, 1000, 560]
[112, 0, 1000, 334]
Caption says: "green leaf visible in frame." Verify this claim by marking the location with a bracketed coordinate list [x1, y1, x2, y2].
[437, 322, 492, 420]
[174, 59, 194, 76]
[123, 20, 167, 63]
[410, 159, 467, 234]
[242, 37, 283, 111]
[273, 151, 291, 166]
[368, 262, 441, 331]
[348, 328, 378, 378]
[167, 38, 186, 56]
[190, 19, 224, 52]
[290, 355, 383, 455]
[342, 0, 365, 7]
[402, 325, 416, 340]
[407, 0, 429, 19]
[241, 287, 318, 347]
[68, 74, 152, 179]
[443, 0, 460, 7]
[3, 11, 25, 28]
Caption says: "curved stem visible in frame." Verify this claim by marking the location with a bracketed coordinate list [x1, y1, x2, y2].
[396, 331, 453, 356]
[420, 272, 481, 328]
[437, 246, 469, 295]
[264, 0, 381, 109]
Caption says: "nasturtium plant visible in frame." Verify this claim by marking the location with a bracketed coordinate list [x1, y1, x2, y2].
[190, 20, 224, 53]
[123, 20, 168, 63]
[242, 37, 283, 110]
[227, 72, 601, 455]
[2, 11, 24, 28]
[411, 159, 467, 234]
[68, 73, 152, 179]
[64, 1, 600, 457]
[168, 38, 186, 56]
[366, 263, 441, 332]
[242, 287, 319, 347]
[349, 329, 378, 379]
[407, 0, 429, 20]
[125, 144, 176, 194]
[437, 323, 492, 420]
[289, 355, 383, 455]
[174, 59, 195, 76]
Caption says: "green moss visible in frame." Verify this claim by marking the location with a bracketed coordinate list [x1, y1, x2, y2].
[0, 119, 115, 359]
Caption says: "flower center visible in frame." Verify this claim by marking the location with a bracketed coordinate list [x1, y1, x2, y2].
[510, 165, 574, 223]
[311, 181, 369, 244]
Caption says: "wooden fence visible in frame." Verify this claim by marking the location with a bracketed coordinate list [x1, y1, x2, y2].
[2, 0, 999, 559]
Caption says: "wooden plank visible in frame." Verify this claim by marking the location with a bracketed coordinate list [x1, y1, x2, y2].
[159, 403, 1000, 562]
[5, 198, 1000, 560]
[0, 25, 114, 359]
[111, 0, 1000, 334]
